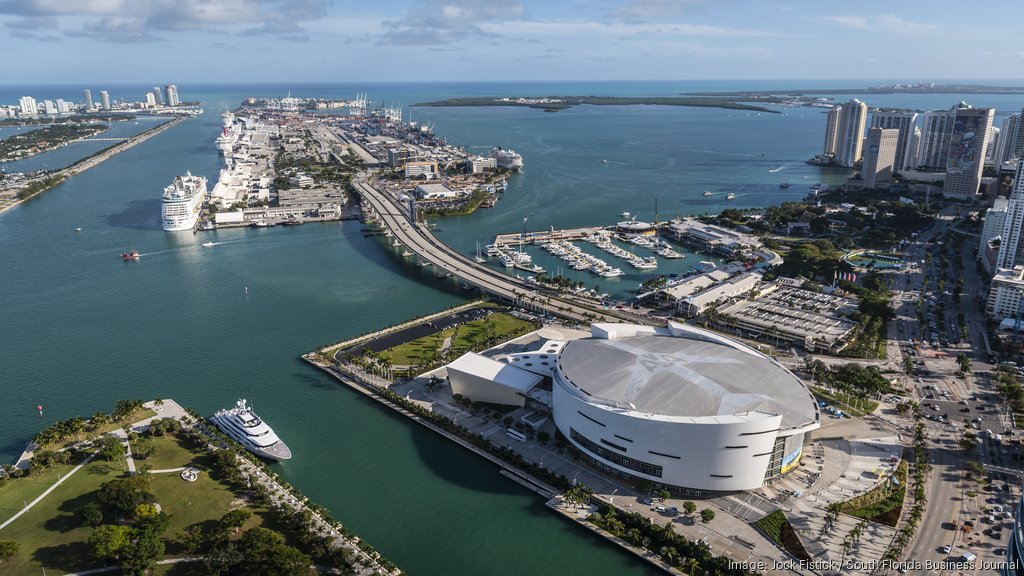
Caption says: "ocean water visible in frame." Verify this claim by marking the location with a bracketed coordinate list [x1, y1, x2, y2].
[1, 80, 1023, 574]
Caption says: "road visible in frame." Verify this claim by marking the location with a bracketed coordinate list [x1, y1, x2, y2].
[352, 175, 653, 325]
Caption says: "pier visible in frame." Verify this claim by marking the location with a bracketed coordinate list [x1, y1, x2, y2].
[351, 174, 651, 325]
[492, 226, 602, 246]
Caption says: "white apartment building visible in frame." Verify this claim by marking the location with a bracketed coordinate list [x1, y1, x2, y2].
[987, 266, 1024, 320]
[19, 96, 37, 116]
[835, 99, 867, 167]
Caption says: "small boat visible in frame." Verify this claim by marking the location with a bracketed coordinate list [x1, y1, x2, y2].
[602, 159, 608, 164]
[726, 193, 736, 200]
[75, 227, 83, 232]
[703, 191, 712, 196]
[202, 241, 216, 247]
[121, 249, 140, 261]
[284, 219, 303, 226]
[780, 183, 791, 189]
[474, 241, 487, 264]
[620, 211, 631, 218]
[401, 250, 412, 257]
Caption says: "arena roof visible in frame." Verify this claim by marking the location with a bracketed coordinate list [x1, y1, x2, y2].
[557, 333, 817, 429]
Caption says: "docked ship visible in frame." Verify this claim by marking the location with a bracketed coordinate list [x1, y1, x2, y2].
[210, 399, 292, 461]
[162, 172, 208, 231]
[489, 147, 524, 171]
[215, 112, 240, 155]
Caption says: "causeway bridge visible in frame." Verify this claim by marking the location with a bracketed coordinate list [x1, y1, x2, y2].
[351, 175, 651, 325]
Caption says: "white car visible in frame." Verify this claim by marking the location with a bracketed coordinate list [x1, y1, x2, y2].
[941, 545, 951, 554]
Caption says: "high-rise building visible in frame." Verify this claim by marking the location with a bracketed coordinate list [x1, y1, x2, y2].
[995, 113, 1023, 166]
[870, 110, 918, 171]
[994, 162, 1024, 270]
[834, 99, 867, 168]
[944, 107, 994, 197]
[99, 90, 111, 110]
[19, 96, 38, 116]
[152, 86, 164, 105]
[145, 92, 156, 107]
[56, 99, 70, 114]
[1013, 108, 1024, 161]
[83, 89, 93, 110]
[823, 106, 841, 156]
[42, 100, 57, 115]
[979, 197, 1009, 260]
[987, 126, 1001, 165]
[985, 265, 1024, 321]
[861, 127, 899, 188]
[918, 102, 971, 169]
[165, 84, 179, 106]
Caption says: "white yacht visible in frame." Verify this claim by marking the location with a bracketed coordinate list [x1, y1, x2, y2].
[162, 172, 208, 231]
[498, 252, 516, 267]
[210, 399, 292, 461]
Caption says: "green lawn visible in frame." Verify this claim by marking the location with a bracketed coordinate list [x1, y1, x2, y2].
[384, 312, 536, 365]
[139, 434, 203, 471]
[0, 432, 262, 575]
[149, 469, 240, 541]
[0, 461, 81, 522]
[0, 458, 124, 575]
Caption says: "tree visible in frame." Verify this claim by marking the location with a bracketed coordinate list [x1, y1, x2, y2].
[0, 541, 18, 562]
[77, 502, 104, 527]
[657, 489, 671, 502]
[89, 524, 133, 561]
[220, 508, 253, 533]
[98, 474, 153, 517]
[700, 508, 716, 523]
[682, 501, 697, 515]
[98, 435, 126, 463]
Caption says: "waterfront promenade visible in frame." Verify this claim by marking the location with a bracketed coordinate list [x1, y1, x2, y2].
[352, 174, 649, 325]
[0, 115, 186, 215]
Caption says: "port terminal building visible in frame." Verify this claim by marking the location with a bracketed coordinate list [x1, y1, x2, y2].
[443, 321, 820, 494]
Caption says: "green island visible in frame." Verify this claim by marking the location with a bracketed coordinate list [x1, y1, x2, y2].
[413, 96, 778, 113]
[0, 123, 109, 162]
[0, 398, 399, 576]
[0, 114, 136, 127]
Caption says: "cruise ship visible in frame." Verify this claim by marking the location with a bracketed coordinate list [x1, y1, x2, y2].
[162, 172, 208, 231]
[215, 112, 239, 155]
[209, 399, 292, 461]
[489, 147, 524, 171]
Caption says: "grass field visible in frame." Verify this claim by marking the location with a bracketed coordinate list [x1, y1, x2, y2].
[140, 434, 203, 471]
[0, 461, 82, 522]
[0, 458, 123, 575]
[384, 312, 535, 366]
[0, 434, 259, 575]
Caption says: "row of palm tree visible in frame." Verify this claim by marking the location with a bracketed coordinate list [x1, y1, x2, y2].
[31, 400, 142, 447]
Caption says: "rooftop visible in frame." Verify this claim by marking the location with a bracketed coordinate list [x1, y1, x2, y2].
[448, 352, 542, 393]
[557, 330, 817, 429]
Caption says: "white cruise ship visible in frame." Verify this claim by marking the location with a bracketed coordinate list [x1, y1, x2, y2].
[215, 112, 239, 155]
[210, 399, 292, 461]
[489, 147, 524, 171]
[162, 171, 208, 231]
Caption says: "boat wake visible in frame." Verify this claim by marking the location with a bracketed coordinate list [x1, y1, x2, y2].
[768, 164, 787, 173]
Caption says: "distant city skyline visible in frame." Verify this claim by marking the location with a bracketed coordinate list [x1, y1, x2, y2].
[2, 0, 1024, 84]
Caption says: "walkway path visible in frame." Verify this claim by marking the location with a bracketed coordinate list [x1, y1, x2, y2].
[0, 452, 96, 531]
[0, 399, 187, 532]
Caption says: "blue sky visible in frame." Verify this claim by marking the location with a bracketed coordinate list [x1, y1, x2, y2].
[2, 0, 1023, 84]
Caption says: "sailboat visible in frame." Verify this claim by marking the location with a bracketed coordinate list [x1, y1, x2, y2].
[474, 241, 486, 264]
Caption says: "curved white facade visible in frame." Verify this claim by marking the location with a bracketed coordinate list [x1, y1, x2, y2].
[552, 322, 819, 493]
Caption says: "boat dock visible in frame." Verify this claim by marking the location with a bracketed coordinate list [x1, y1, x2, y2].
[492, 226, 603, 246]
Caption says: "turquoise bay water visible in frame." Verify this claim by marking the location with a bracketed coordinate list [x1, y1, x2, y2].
[2, 81, 1023, 574]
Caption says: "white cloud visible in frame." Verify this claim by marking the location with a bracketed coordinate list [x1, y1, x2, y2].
[0, 0, 328, 40]
[819, 13, 938, 36]
[482, 18, 777, 39]
[616, 0, 717, 19]
[378, 0, 526, 46]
